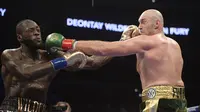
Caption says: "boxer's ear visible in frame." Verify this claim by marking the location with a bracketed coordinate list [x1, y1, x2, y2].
[154, 20, 160, 29]
[17, 34, 23, 42]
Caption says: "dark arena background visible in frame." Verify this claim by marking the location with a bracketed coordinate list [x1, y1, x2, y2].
[0, 0, 199, 111]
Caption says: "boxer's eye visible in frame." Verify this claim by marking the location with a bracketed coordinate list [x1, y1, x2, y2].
[26, 28, 34, 33]
[140, 19, 147, 25]
[36, 28, 40, 32]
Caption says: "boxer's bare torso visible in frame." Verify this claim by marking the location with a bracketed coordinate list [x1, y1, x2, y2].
[0, 19, 113, 107]
[136, 34, 184, 89]
[1, 48, 55, 103]
[1, 48, 112, 103]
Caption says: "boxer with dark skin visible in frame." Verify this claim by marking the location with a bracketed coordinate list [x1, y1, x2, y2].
[0, 19, 112, 112]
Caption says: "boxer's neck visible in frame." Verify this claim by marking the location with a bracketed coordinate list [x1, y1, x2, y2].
[20, 44, 40, 60]
[151, 29, 164, 36]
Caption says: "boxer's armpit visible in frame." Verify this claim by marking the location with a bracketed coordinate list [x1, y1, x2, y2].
[1, 50, 56, 80]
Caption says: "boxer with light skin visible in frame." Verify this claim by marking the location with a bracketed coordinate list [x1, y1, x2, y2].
[0, 19, 113, 112]
[47, 9, 188, 111]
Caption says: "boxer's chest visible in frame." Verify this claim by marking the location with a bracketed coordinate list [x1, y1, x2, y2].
[20, 53, 50, 66]
[20, 59, 46, 68]
[21, 58, 56, 81]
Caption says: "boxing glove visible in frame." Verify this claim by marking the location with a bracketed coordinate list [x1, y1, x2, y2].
[45, 33, 76, 52]
[120, 25, 140, 41]
[50, 51, 87, 71]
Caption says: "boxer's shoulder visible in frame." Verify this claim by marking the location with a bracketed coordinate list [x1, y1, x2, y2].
[1, 48, 21, 57]
[166, 37, 180, 47]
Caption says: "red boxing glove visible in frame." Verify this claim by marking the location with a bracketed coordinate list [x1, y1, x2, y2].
[46, 33, 77, 52]
[61, 39, 76, 51]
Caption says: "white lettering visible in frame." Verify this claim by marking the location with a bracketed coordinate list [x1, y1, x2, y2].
[77, 19, 84, 27]
[104, 23, 114, 31]
[82, 20, 90, 28]
[73, 19, 78, 27]
[89, 21, 94, 28]
[66, 18, 190, 36]
[170, 27, 190, 35]
[104, 23, 128, 32]
[118, 24, 128, 32]
[113, 24, 118, 32]
[179, 28, 190, 35]
[163, 27, 169, 35]
[93, 22, 103, 29]
[0, 8, 6, 16]
[66, 18, 104, 30]
[66, 18, 73, 26]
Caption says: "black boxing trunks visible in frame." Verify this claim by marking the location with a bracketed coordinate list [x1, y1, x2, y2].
[0, 96, 46, 112]
[140, 85, 188, 112]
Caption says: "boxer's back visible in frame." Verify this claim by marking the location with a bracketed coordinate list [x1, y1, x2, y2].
[137, 35, 184, 89]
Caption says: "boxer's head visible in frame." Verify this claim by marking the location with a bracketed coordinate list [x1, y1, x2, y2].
[138, 9, 164, 35]
[16, 19, 43, 49]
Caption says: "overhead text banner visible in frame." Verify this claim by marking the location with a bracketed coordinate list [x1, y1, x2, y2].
[66, 17, 190, 36]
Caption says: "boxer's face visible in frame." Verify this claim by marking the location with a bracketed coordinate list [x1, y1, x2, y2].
[138, 14, 155, 35]
[18, 21, 43, 49]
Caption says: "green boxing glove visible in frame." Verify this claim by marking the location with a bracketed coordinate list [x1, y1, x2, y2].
[45, 33, 76, 53]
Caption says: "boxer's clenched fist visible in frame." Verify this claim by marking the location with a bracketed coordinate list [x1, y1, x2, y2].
[64, 51, 87, 69]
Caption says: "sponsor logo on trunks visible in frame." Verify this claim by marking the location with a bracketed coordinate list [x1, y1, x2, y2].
[147, 88, 156, 99]
[66, 17, 190, 36]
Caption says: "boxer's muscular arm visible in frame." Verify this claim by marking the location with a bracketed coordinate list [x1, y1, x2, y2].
[1, 50, 56, 80]
[62, 51, 112, 71]
[82, 55, 112, 70]
[81, 34, 132, 69]
[75, 35, 155, 56]
[80, 31, 133, 69]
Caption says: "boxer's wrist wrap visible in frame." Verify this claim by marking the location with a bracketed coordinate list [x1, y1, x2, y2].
[61, 39, 76, 50]
[72, 41, 77, 50]
[50, 57, 68, 71]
